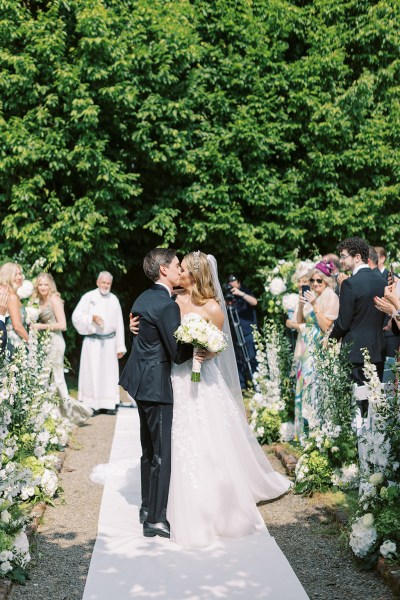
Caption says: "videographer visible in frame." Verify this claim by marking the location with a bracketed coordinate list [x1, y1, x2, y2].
[224, 274, 258, 389]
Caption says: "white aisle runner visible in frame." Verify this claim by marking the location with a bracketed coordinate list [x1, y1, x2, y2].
[82, 408, 309, 600]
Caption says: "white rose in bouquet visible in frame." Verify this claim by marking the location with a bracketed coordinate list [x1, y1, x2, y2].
[174, 314, 227, 382]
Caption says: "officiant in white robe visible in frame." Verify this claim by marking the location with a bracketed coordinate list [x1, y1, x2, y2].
[72, 272, 126, 413]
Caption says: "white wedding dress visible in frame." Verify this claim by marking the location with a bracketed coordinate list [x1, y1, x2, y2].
[167, 338, 291, 548]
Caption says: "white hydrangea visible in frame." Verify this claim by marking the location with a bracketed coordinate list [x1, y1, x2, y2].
[17, 279, 34, 300]
[380, 540, 396, 558]
[1, 510, 11, 524]
[349, 516, 378, 557]
[267, 277, 286, 296]
[41, 468, 58, 497]
[369, 472, 384, 486]
[0, 560, 12, 574]
[280, 422, 295, 442]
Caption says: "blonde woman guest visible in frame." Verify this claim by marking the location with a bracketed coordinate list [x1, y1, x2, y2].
[294, 260, 339, 440]
[0, 262, 29, 356]
[30, 273, 92, 426]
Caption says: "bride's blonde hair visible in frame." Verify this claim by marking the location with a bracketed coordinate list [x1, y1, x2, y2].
[184, 251, 218, 306]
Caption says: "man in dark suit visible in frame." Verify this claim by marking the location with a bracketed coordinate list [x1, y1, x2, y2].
[330, 237, 386, 389]
[119, 249, 193, 539]
[0, 285, 9, 354]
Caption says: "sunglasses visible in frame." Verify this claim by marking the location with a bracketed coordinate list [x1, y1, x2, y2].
[310, 278, 323, 284]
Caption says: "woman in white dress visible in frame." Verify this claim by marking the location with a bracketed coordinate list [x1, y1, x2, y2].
[167, 251, 291, 548]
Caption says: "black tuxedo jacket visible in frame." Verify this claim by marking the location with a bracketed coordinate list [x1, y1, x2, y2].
[0, 320, 7, 354]
[119, 284, 191, 404]
[330, 267, 385, 363]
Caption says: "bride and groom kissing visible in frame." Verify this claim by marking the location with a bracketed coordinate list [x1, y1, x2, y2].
[119, 248, 290, 548]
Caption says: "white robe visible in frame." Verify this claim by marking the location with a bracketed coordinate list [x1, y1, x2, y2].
[72, 289, 126, 410]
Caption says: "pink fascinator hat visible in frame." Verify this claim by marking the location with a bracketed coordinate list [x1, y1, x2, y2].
[315, 260, 335, 277]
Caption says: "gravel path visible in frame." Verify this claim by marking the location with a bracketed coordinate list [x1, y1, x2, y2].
[10, 414, 396, 600]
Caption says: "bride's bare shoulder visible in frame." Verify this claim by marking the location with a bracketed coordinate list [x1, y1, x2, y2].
[203, 299, 224, 327]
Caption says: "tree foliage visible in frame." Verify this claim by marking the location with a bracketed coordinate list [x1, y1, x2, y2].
[1, 0, 399, 305]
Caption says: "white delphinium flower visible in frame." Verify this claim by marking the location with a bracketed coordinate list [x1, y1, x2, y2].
[380, 540, 397, 558]
[25, 306, 40, 325]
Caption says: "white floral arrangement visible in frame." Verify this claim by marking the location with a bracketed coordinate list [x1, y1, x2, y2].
[0, 328, 74, 581]
[348, 350, 400, 561]
[16, 279, 34, 301]
[380, 540, 397, 559]
[174, 313, 227, 382]
[281, 293, 298, 314]
[267, 277, 286, 296]
[349, 514, 378, 558]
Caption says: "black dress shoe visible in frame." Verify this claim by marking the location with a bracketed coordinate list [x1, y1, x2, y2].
[143, 521, 170, 538]
[139, 508, 148, 524]
[106, 408, 117, 415]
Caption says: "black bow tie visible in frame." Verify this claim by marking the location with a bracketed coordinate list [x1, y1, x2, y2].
[171, 294, 177, 302]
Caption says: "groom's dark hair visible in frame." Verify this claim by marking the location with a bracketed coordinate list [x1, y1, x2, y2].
[143, 248, 177, 282]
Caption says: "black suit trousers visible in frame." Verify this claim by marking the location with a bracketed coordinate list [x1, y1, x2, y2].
[136, 400, 173, 524]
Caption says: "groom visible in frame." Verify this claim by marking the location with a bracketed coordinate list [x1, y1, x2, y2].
[119, 248, 193, 539]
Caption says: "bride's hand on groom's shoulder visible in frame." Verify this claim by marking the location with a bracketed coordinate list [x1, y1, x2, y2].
[129, 314, 139, 335]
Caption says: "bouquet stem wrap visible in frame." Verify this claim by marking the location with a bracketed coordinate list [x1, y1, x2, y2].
[191, 347, 202, 382]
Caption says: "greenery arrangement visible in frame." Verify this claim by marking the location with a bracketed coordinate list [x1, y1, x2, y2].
[1, 0, 399, 309]
[294, 341, 358, 494]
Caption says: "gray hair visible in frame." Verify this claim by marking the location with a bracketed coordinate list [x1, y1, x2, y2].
[97, 271, 113, 281]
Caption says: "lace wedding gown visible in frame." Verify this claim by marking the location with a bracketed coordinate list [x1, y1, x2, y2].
[167, 334, 291, 548]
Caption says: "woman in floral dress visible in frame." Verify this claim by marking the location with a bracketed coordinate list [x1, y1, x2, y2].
[294, 261, 339, 441]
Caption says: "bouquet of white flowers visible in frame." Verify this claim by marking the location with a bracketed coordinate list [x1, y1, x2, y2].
[174, 313, 227, 382]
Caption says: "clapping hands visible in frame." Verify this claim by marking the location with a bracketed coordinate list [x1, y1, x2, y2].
[374, 283, 400, 316]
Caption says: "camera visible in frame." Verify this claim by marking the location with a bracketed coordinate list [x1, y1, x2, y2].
[222, 283, 236, 304]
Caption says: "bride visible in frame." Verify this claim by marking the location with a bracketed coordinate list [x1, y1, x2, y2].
[167, 251, 291, 548]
